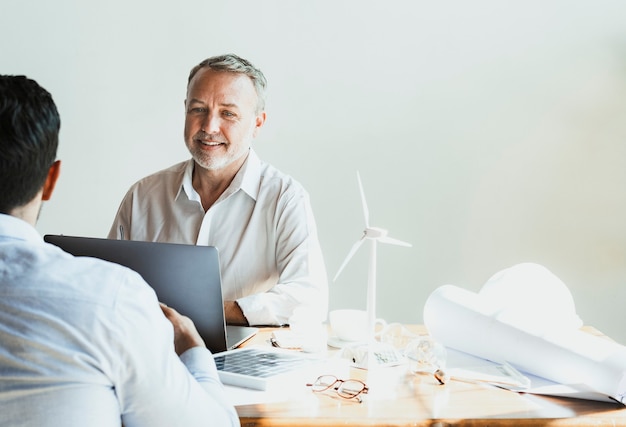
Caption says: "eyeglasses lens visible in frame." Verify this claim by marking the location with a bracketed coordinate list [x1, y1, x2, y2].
[337, 380, 365, 398]
[312, 375, 338, 392]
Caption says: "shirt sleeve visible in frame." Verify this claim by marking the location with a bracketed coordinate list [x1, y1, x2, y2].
[236, 189, 329, 326]
[107, 190, 132, 240]
[110, 271, 239, 427]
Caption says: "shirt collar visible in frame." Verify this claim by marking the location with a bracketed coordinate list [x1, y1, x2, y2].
[0, 213, 43, 244]
[178, 149, 262, 203]
[179, 160, 201, 203]
[237, 149, 261, 201]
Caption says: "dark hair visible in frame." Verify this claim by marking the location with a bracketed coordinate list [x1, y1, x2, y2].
[0, 75, 60, 214]
[188, 54, 267, 112]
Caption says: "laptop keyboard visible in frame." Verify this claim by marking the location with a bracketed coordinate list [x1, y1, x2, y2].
[215, 348, 312, 378]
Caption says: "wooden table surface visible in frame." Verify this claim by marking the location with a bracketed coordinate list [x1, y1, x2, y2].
[235, 326, 626, 427]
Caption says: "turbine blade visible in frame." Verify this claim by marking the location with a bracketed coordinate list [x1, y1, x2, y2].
[356, 171, 370, 228]
[333, 237, 366, 282]
[378, 235, 412, 247]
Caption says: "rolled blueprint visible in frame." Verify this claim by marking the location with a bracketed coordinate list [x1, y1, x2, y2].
[423, 263, 626, 403]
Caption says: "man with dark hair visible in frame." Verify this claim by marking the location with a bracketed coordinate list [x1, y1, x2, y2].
[0, 75, 239, 426]
[108, 54, 328, 327]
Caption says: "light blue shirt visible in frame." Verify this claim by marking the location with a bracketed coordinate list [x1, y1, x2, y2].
[108, 149, 328, 326]
[0, 214, 239, 427]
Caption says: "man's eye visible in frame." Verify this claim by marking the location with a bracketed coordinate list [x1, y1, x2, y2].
[222, 111, 235, 117]
[188, 107, 206, 113]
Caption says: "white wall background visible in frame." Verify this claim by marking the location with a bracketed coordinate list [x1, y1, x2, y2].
[2, 1, 625, 343]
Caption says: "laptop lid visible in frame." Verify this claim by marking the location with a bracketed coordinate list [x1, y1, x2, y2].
[43, 235, 256, 353]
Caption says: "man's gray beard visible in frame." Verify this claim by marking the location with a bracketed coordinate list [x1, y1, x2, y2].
[189, 145, 249, 172]
[191, 151, 227, 171]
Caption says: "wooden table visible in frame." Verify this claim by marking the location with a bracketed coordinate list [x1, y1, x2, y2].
[235, 326, 626, 426]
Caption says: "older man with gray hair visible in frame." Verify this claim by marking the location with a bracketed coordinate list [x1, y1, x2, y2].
[109, 54, 328, 327]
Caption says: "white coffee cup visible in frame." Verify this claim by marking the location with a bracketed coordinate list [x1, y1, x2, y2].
[328, 309, 386, 342]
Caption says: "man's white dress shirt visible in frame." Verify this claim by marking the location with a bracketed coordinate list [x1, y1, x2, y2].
[108, 149, 328, 326]
[0, 214, 239, 427]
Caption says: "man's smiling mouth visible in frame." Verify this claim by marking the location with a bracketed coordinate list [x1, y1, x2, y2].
[198, 139, 225, 146]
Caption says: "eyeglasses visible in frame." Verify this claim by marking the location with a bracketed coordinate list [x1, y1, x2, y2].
[306, 375, 369, 403]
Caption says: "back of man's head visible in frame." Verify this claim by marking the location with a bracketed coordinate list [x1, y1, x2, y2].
[0, 75, 60, 214]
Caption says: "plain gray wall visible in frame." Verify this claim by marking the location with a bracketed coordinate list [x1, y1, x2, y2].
[2, 1, 625, 343]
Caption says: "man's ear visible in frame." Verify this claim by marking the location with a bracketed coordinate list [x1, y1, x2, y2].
[253, 111, 267, 138]
[42, 160, 61, 201]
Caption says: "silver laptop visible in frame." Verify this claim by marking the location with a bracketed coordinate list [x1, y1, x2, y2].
[43, 235, 257, 353]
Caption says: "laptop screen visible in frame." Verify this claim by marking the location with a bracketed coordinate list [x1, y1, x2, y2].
[44, 235, 230, 353]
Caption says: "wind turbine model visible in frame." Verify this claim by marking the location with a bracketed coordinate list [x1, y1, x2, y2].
[334, 171, 412, 369]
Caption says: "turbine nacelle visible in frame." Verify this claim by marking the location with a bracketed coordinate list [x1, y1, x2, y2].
[363, 227, 388, 239]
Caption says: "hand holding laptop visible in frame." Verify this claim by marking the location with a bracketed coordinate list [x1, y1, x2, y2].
[160, 303, 205, 356]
